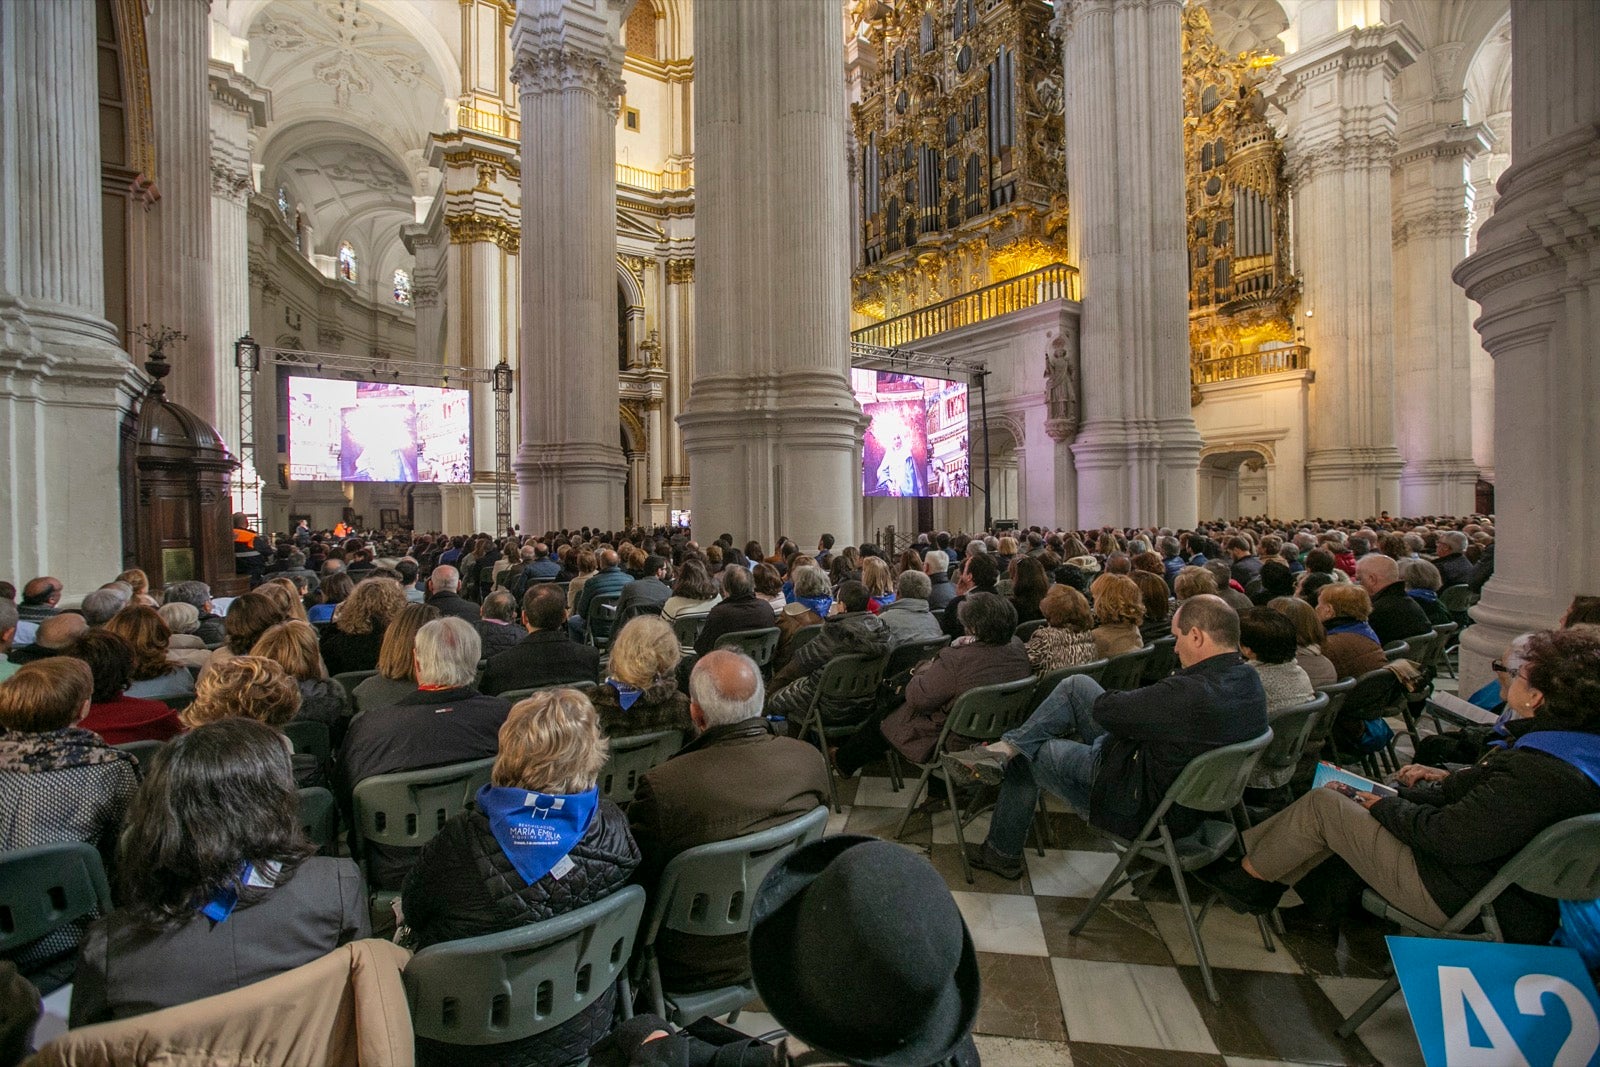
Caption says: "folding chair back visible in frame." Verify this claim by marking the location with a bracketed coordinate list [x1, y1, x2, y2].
[641, 807, 828, 1023]
[283, 720, 331, 764]
[1398, 630, 1441, 669]
[1256, 694, 1331, 779]
[671, 614, 706, 650]
[1014, 619, 1047, 642]
[404, 885, 647, 1045]
[785, 623, 824, 656]
[297, 786, 339, 853]
[713, 627, 781, 668]
[1162, 730, 1275, 814]
[352, 758, 496, 854]
[0, 842, 112, 955]
[1029, 658, 1110, 714]
[599, 729, 684, 806]
[1309, 676, 1357, 753]
[1342, 668, 1405, 722]
[1140, 636, 1179, 685]
[942, 675, 1040, 743]
[114, 738, 166, 769]
[809, 652, 889, 713]
[1438, 583, 1476, 626]
[157, 693, 195, 713]
[1381, 640, 1411, 662]
[587, 594, 622, 649]
[333, 670, 378, 700]
[883, 635, 950, 678]
[1099, 645, 1154, 692]
[498, 680, 598, 704]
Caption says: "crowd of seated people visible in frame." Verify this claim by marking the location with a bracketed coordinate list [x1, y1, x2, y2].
[10, 509, 1595, 1065]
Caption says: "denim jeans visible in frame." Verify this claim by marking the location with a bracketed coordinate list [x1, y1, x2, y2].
[986, 675, 1108, 859]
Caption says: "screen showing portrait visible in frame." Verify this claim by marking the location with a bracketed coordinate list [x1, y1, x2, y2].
[851, 369, 970, 498]
[286, 376, 472, 483]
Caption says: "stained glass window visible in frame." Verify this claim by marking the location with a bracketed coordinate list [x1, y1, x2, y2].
[393, 268, 412, 306]
[337, 241, 358, 283]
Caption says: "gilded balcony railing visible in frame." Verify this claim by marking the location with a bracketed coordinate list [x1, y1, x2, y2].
[850, 264, 1081, 348]
[456, 104, 519, 141]
[1192, 344, 1310, 384]
[615, 163, 694, 193]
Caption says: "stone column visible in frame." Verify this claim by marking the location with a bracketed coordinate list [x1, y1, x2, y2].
[1055, 0, 1201, 529]
[208, 64, 269, 465]
[0, 0, 141, 592]
[662, 257, 693, 510]
[511, 0, 629, 531]
[1453, 0, 1600, 691]
[147, 0, 217, 423]
[644, 398, 665, 513]
[1272, 24, 1417, 517]
[1391, 120, 1488, 516]
[678, 0, 866, 547]
[1467, 110, 1511, 486]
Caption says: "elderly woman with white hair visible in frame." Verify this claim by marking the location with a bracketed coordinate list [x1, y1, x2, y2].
[156, 601, 211, 669]
[399, 688, 639, 1067]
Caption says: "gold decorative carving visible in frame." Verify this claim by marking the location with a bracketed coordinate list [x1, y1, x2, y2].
[618, 253, 647, 283]
[665, 258, 694, 284]
[849, 0, 1071, 323]
[1182, 6, 1300, 388]
[445, 213, 520, 254]
[112, 0, 157, 184]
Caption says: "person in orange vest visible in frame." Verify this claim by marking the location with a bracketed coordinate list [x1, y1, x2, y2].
[232, 512, 267, 586]
[333, 521, 351, 539]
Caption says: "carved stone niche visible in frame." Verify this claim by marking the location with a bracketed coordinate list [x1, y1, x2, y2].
[131, 384, 248, 597]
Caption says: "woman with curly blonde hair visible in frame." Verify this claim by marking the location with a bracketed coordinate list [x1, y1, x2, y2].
[104, 606, 196, 701]
[1088, 573, 1146, 659]
[590, 615, 691, 739]
[251, 620, 349, 734]
[319, 578, 404, 675]
[181, 656, 302, 730]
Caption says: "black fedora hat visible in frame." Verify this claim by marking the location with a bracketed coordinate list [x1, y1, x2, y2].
[749, 835, 981, 1067]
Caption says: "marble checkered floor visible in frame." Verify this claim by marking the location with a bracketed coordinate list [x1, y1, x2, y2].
[730, 766, 1430, 1067]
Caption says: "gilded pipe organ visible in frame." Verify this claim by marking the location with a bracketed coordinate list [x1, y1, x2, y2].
[1181, 6, 1301, 389]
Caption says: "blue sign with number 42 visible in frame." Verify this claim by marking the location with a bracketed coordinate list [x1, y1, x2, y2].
[1388, 936, 1600, 1066]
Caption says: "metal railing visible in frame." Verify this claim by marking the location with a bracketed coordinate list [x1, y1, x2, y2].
[456, 104, 519, 141]
[615, 163, 693, 193]
[1193, 344, 1310, 384]
[850, 264, 1081, 348]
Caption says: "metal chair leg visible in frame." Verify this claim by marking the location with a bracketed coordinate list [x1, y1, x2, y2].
[1336, 976, 1400, 1038]
[892, 764, 934, 840]
[946, 769, 975, 883]
[1031, 794, 1051, 856]
[1161, 826, 1220, 1005]
[1070, 840, 1145, 938]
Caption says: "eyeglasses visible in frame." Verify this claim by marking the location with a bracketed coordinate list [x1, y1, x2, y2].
[1491, 660, 1523, 679]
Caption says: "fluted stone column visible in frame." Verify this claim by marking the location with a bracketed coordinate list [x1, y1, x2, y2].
[1273, 24, 1417, 517]
[1467, 110, 1511, 485]
[1055, 0, 1201, 529]
[1454, 0, 1600, 692]
[0, 0, 141, 591]
[1392, 120, 1488, 516]
[662, 257, 693, 510]
[511, 0, 628, 531]
[148, 0, 216, 423]
[679, 0, 865, 546]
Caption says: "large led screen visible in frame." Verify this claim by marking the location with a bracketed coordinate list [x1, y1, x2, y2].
[287, 376, 472, 483]
[851, 369, 970, 498]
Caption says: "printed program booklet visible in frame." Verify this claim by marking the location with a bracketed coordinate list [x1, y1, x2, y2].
[1312, 761, 1399, 798]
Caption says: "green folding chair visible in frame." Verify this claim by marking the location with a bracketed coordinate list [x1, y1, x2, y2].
[333, 670, 379, 700]
[283, 720, 332, 765]
[784, 623, 824, 657]
[1438, 583, 1477, 629]
[0, 842, 112, 992]
[790, 652, 888, 813]
[1245, 693, 1331, 819]
[599, 729, 684, 806]
[1337, 813, 1600, 1038]
[1069, 731, 1275, 1004]
[114, 738, 166, 770]
[671, 614, 706, 653]
[639, 807, 828, 1025]
[714, 627, 781, 670]
[404, 884, 647, 1046]
[1432, 621, 1460, 680]
[156, 693, 195, 713]
[1337, 668, 1407, 776]
[1140, 636, 1179, 684]
[889, 675, 1038, 882]
[497, 680, 598, 704]
[1099, 645, 1155, 692]
[1027, 658, 1110, 715]
[297, 785, 339, 854]
[352, 757, 497, 919]
[1014, 619, 1047, 642]
[587, 594, 622, 650]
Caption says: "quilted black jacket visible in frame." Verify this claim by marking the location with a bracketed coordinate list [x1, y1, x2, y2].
[401, 800, 641, 1067]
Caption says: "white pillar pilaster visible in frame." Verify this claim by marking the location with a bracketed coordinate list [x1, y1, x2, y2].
[1467, 110, 1511, 486]
[148, 0, 217, 423]
[1273, 24, 1418, 517]
[1454, 0, 1600, 691]
[662, 257, 693, 509]
[1056, 0, 1201, 529]
[679, 0, 865, 547]
[511, 0, 629, 531]
[0, 0, 141, 593]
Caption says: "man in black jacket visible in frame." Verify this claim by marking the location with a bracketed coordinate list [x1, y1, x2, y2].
[480, 584, 600, 695]
[955, 595, 1268, 879]
[692, 565, 776, 656]
[615, 554, 672, 621]
[425, 565, 481, 622]
[338, 617, 511, 888]
[1432, 530, 1476, 588]
[939, 552, 998, 640]
[1356, 553, 1434, 645]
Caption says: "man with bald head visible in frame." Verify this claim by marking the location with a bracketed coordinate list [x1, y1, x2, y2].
[570, 547, 634, 640]
[1355, 552, 1433, 646]
[425, 564, 480, 622]
[627, 649, 830, 992]
[7, 613, 88, 667]
[955, 595, 1269, 879]
[18, 577, 62, 622]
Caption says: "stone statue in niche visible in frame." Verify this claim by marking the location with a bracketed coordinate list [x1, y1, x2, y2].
[1043, 323, 1080, 442]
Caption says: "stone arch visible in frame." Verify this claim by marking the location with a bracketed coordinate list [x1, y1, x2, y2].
[1198, 442, 1275, 520]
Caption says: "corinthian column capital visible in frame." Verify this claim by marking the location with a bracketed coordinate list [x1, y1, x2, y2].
[510, 0, 629, 116]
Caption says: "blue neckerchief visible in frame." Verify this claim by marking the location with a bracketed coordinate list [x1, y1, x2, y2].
[873, 593, 897, 608]
[476, 784, 598, 886]
[1406, 588, 1439, 604]
[1512, 731, 1600, 789]
[609, 679, 643, 710]
[1326, 619, 1382, 645]
[796, 594, 832, 618]
[1486, 707, 1516, 749]
[198, 861, 280, 922]
[782, 581, 795, 603]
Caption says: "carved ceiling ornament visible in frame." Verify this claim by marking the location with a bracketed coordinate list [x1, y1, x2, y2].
[255, 0, 433, 108]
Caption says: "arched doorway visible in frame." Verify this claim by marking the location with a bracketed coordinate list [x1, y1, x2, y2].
[1198, 445, 1273, 521]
